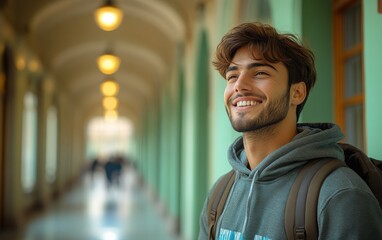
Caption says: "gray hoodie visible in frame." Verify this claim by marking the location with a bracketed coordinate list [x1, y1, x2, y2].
[199, 123, 382, 240]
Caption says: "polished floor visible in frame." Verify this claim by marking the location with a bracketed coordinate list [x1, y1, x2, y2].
[0, 167, 179, 240]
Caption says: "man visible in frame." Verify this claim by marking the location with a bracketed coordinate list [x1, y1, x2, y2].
[198, 22, 382, 239]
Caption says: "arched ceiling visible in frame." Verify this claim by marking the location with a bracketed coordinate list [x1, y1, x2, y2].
[1, 0, 203, 127]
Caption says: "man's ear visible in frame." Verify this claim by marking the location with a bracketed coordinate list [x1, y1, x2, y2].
[290, 82, 306, 106]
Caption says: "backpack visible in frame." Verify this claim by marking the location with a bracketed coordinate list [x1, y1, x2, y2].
[207, 143, 382, 240]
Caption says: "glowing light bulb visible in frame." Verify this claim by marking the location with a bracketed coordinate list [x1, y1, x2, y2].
[97, 54, 120, 75]
[100, 79, 119, 96]
[95, 4, 123, 31]
[102, 96, 118, 110]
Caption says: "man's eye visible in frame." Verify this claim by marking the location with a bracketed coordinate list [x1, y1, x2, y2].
[255, 71, 268, 76]
[226, 75, 237, 81]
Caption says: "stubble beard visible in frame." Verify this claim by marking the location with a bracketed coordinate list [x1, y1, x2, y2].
[227, 90, 290, 134]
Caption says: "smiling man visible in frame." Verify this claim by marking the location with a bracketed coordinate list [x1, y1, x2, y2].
[198, 22, 382, 240]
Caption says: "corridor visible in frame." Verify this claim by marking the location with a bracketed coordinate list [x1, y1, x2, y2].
[2, 1, 382, 239]
[0, 167, 178, 240]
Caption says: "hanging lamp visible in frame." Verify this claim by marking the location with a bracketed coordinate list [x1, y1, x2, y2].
[102, 96, 118, 110]
[100, 78, 119, 97]
[94, 0, 123, 31]
[97, 52, 120, 75]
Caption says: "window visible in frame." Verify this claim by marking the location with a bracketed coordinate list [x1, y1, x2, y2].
[86, 117, 133, 158]
[45, 106, 57, 182]
[333, 0, 364, 150]
[21, 92, 38, 192]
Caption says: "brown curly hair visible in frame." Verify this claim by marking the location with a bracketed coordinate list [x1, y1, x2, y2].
[213, 22, 316, 120]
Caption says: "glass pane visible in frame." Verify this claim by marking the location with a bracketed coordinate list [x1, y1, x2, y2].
[345, 104, 364, 150]
[86, 117, 133, 157]
[343, 2, 361, 50]
[21, 92, 38, 192]
[344, 54, 363, 97]
[46, 106, 58, 183]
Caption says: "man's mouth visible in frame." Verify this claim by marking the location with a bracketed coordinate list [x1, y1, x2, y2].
[236, 100, 261, 107]
[233, 97, 263, 107]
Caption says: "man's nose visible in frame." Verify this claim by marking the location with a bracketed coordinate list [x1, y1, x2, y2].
[234, 73, 251, 92]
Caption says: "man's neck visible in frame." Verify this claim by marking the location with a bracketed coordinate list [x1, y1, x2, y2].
[243, 122, 298, 170]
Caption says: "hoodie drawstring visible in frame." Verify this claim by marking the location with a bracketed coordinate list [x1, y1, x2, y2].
[241, 170, 258, 233]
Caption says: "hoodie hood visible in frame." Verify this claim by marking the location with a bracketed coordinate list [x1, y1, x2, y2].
[228, 123, 345, 181]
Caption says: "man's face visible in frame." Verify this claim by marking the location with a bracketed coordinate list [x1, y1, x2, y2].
[224, 46, 291, 132]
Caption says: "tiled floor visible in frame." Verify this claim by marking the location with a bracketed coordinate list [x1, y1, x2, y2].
[0, 167, 178, 240]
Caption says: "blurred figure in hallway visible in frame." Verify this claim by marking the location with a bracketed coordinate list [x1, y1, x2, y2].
[104, 154, 125, 189]
[89, 156, 100, 180]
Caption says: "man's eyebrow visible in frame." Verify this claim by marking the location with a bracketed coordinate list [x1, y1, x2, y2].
[248, 62, 277, 71]
[225, 62, 277, 75]
[225, 65, 238, 74]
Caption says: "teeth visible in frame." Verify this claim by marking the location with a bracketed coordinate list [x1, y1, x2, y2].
[237, 101, 258, 107]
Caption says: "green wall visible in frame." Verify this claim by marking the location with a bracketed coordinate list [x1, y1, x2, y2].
[270, 0, 301, 35]
[364, 1, 382, 159]
[208, 0, 238, 187]
[300, 0, 334, 122]
[181, 24, 211, 240]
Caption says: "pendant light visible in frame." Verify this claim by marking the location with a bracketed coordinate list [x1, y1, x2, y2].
[97, 52, 120, 75]
[94, 0, 123, 31]
[100, 78, 119, 97]
[102, 96, 118, 110]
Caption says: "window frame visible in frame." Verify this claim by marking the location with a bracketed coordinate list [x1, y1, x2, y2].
[333, 0, 365, 149]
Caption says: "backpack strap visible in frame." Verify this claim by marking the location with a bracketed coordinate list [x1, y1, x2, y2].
[285, 159, 345, 240]
[304, 159, 345, 239]
[208, 169, 235, 240]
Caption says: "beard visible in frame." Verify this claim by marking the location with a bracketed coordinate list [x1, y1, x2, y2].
[227, 89, 290, 133]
